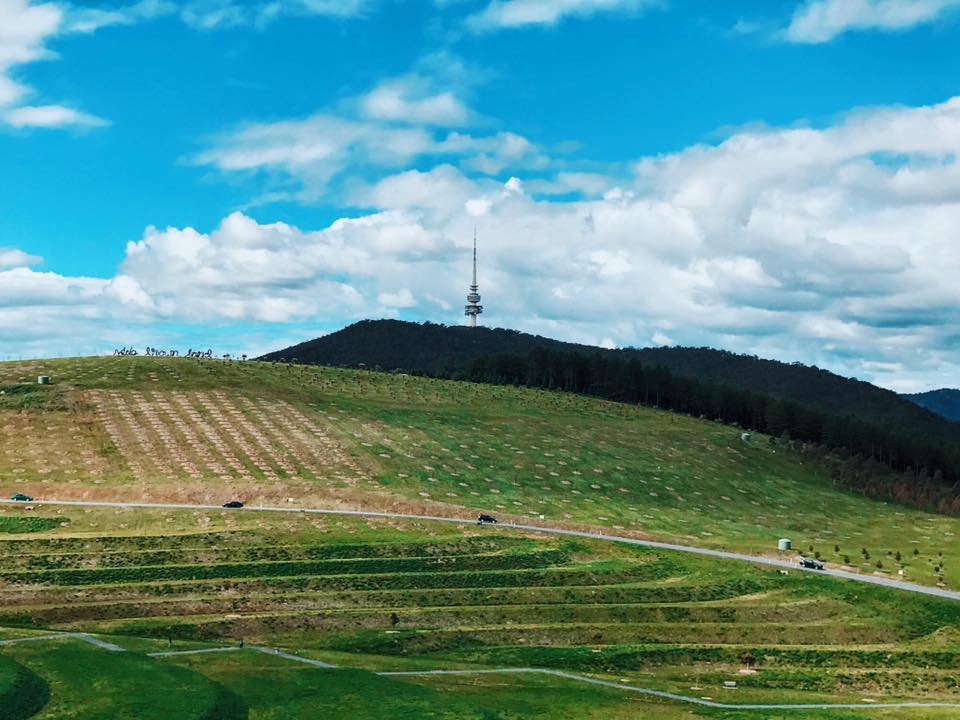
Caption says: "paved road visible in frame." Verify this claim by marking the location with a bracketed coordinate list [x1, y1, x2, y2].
[1, 497, 957, 601]
[148, 647, 242, 658]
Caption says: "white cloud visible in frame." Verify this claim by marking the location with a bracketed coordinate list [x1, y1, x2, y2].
[4, 103, 107, 127]
[377, 288, 416, 307]
[361, 80, 469, 127]
[63, 0, 175, 33]
[64, 0, 372, 32]
[0, 247, 42, 268]
[0, 0, 116, 128]
[0, 0, 61, 107]
[784, 0, 960, 43]
[194, 67, 543, 198]
[8, 95, 960, 389]
[467, 0, 660, 30]
[0, 0, 376, 131]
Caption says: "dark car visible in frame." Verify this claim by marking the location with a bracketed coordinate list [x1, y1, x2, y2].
[10, 493, 32, 502]
[798, 557, 824, 570]
[477, 513, 497, 525]
[222, 500, 244, 509]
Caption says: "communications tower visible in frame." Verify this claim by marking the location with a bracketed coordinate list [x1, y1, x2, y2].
[464, 230, 483, 327]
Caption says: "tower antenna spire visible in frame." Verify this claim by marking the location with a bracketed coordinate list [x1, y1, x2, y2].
[464, 228, 483, 327]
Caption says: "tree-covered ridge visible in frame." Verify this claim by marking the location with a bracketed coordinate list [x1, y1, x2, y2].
[905, 389, 960, 423]
[259, 319, 596, 371]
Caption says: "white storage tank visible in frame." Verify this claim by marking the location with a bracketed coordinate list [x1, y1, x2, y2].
[778, 538, 792, 551]
[37, 376, 49, 385]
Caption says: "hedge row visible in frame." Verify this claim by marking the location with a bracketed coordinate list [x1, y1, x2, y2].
[10, 537, 521, 571]
[451, 644, 960, 672]
[1, 549, 571, 586]
[0, 518, 60, 535]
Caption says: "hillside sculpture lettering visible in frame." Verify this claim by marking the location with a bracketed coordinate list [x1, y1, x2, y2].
[111, 347, 247, 361]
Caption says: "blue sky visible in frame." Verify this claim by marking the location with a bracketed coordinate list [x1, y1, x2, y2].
[2, 0, 960, 391]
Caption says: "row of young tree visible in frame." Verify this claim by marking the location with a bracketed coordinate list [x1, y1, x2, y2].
[460, 348, 960, 511]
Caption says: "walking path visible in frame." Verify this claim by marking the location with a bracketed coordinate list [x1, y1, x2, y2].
[3, 632, 958, 712]
[377, 668, 960, 710]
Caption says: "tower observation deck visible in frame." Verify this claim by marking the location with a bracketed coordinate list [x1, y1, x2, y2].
[464, 231, 483, 327]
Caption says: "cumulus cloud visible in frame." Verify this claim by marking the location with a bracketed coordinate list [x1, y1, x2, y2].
[0, 0, 375, 130]
[8, 95, 960, 390]
[0, 0, 59, 106]
[467, 0, 660, 30]
[174, 96, 960, 389]
[360, 80, 470, 126]
[784, 0, 960, 43]
[193, 65, 544, 198]
[0, 0, 112, 128]
[0, 247, 42, 268]
[4, 103, 108, 127]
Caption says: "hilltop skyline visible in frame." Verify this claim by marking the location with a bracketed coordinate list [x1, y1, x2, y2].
[2, 0, 960, 392]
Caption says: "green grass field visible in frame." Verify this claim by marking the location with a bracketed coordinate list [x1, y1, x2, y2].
[1, 356, 959, 717]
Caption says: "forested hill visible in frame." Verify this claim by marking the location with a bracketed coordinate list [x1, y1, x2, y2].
[905, 389, 960, 423]
[259, 320, 596, 371]
[261, 319, 960, 443]
[630, 347, 960, 443]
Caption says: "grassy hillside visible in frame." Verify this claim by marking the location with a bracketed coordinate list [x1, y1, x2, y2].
[1, 509, 959, 717]
[1, 638, 243, 719]
[0, 355, 958, 589]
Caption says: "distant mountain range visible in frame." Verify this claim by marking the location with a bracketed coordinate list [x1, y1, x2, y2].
[261, 319, 960, 444]
[904, 389, 960, 423]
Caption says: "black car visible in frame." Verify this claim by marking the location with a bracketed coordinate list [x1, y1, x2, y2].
[222, 500, 244, 509]
[798, 557, 824, 570]
[477, 513, 497, 525]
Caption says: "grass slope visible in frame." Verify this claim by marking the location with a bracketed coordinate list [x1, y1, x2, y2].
[0, 653, 49, 720]
[1, 639, 243, 720]
[0, 355, 957, 589]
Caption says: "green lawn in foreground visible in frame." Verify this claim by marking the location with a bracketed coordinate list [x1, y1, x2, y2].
[0, 354, 957, 591]
[0, 653, 49, 720]
[1, 639, 242, 720]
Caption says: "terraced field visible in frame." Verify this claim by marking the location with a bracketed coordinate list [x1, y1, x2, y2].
[1, 509, 959, 717]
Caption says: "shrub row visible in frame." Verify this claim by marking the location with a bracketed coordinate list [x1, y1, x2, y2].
[449, 644, 960, 672]
[0, 549, 571, 587]
[0, 563, 671, 609]
[10, 537, 521, 571]
[0, 518, 60, 535]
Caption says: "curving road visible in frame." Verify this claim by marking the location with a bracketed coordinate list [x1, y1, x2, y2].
[1, 497, 957, 601]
